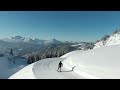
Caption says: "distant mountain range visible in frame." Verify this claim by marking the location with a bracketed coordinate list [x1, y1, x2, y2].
[1, 28, 120, 64]
[0, 36, 94, 60]
[2, 36, 62, 45]
[1, 28, 120, 65]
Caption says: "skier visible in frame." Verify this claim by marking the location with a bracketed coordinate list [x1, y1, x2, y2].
[57, 61, 63, 72]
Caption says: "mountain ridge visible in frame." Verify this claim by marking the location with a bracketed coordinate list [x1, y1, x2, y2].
[94, 29, 120, 48]
[1, 35, 62, 45]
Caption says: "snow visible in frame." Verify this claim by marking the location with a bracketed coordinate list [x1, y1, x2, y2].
[71, 43, 82, 47]
[44, 39, 61, 45]
[9, 58, 84, 79]
[94, 41, 106, 48]
[19, 49, 22, 50]
[9, 45, 120, 79]
[1, 36, 62, 45]
[63, 45, 120, 79]
[0, 55, 27, 79]
[60, 50, 84, 58]
[105, 33, 120, 46]
[94, 32, 120, 49]
[9, 63, 35, 79]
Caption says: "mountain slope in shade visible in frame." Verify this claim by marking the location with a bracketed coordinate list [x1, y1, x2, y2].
[0, 55, 27, 79]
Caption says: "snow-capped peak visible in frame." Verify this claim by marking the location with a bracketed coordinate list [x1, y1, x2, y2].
[94, 29, 120, 49]
[44, 38, 61, 44]
[1, 36, 62, 45]
[94, 35, 110, 49]
[100, 35, 110, 41]
[11, 36, 26, 42]
[11, 36, 25, 41]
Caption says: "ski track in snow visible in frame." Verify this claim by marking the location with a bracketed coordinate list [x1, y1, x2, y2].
[32, 58, 84, 79]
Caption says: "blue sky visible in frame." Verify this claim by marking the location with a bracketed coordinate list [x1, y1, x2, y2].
[0, 11, 120, 42]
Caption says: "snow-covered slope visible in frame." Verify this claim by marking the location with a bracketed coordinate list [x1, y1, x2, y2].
[9, 63, 35, 79]
[94, 35, 110, 48]
[9, 58, 83, 79]
[63, 45, 120, 79]
[9, 45, 120, 79]
[61, 50, 84, 58]
[105, 30, 120, 46]
[0, 55, 27, 79]
[94, 30, 120, 48]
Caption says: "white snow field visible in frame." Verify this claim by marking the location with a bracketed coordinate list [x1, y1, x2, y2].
[0, 55, 27, 79]
[9, 45, 120, 79]
[61, 50, 84, 58]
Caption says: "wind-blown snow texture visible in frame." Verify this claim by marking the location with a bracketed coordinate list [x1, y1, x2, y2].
[9, 45, 120, 79]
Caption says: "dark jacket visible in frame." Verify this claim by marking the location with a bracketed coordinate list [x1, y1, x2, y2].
[59, 61, 63, 67]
